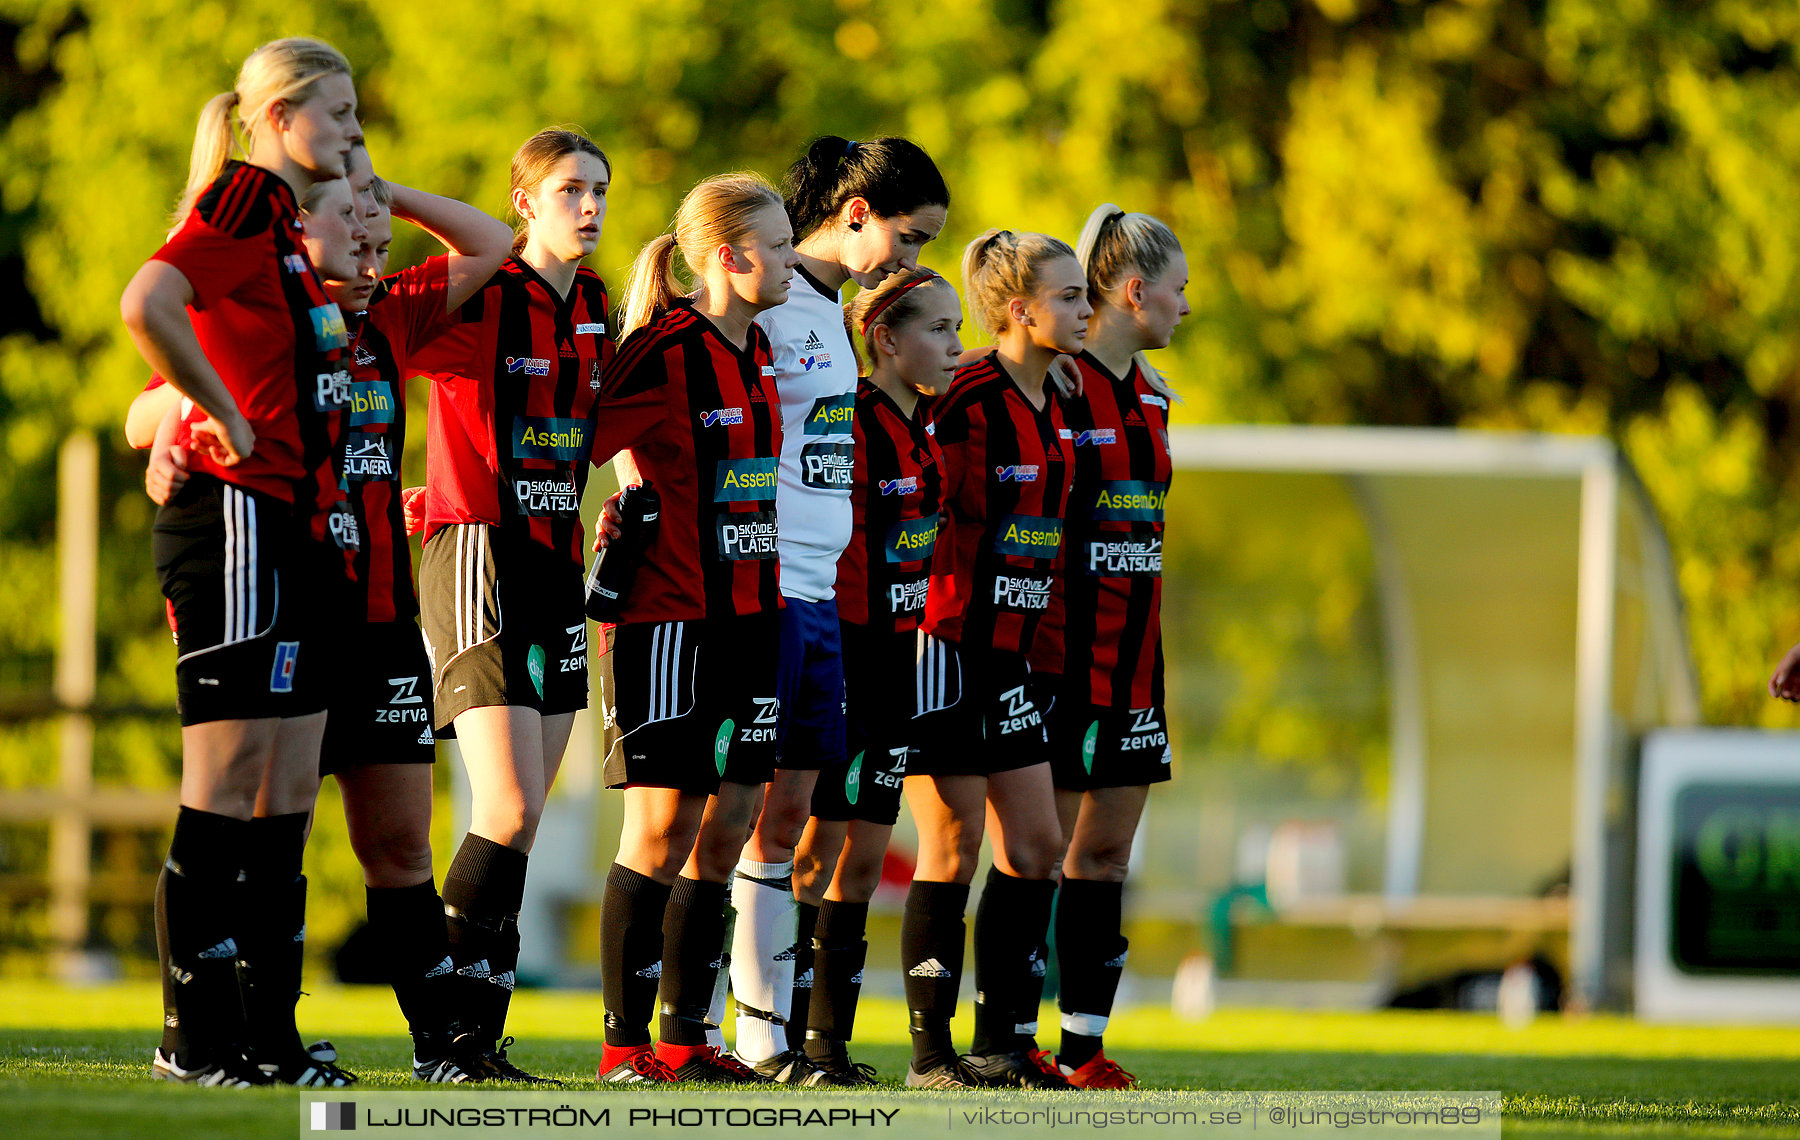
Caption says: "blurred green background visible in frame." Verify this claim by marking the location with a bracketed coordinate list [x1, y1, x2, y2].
[2, 0, 1799, 973]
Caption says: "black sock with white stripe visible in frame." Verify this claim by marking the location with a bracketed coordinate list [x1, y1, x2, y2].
[785, 901, 818, 1053]
[1055, 877, 1126, 1069]
[240, 812, 309, 1064]
[367, 879, 459, 1050]
[805, 899, 869, 1061]
[660, 876, 728, 1046]
[970, 866, 1056, 1058]
[600, 863, 671, 1048]
[901, 880, 968, 1072]
[442, 834, 528, 1048]
[157, 806, 251, 1068]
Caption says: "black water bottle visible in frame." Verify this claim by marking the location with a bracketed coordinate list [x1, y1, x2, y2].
[585, 482, 661, 622]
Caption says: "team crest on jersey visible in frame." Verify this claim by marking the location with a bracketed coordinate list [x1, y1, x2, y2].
[590, 360, 603, 391]
[879, 476, 920, 496]
[353, 341, 378, 367]
[701, 408, 745, 427]
[995, 464, 1040, 483]
[505, 356, 552, 376]
[1075, 428, 1118, 447]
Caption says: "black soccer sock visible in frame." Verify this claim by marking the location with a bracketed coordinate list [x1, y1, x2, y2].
[441, 833, 528, 1047]
[901, 880, 968, 1071]
[785, 901, 819, 1053]
[158, 807, 251, 1067]
[366, 878, 458, 1049]
[599, 863, 672, 1048]
[805, 899, 869, 1062]
[659, 876, 728, 1046]
[1055, 877, 1127, 1068]
[970, 866, 1056, 1057]
[240, 812, 309, 1062]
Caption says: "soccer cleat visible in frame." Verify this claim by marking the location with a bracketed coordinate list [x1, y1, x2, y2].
[904, 1057, 979, 1089]
[751, 1048, 829, 1085]
[960, 1049, 1072, 1089]
[596, 1043, 678, 1084]
[260, 1050, 358, 1087]
[1058, 1051, 1138, 1089]
[807, 1043, 880, 1087]
[657, 1043, 770, 1084]
[151, 1046, 272, 1087]
[413, 1054, 475, 1083]
[454, 1035, 564, 1085]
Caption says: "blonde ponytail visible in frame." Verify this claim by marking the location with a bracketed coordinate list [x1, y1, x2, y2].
[617, 173, 784, 339]
[1075, 202, 1184, 402]
[171, 37, 354, 226]
[960, 227, 1076, 339]
[619, 234, 682, 340]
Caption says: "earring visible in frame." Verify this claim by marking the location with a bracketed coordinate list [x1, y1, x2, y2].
[848, 222, 863, 232]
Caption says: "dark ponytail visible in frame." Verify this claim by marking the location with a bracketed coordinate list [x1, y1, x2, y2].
[783, 135, 950, 239]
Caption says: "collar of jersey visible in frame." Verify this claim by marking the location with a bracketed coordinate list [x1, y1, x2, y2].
[794, 262, 840, 303]
[670, 297, 765, 364]
[506, 254, 584, 312]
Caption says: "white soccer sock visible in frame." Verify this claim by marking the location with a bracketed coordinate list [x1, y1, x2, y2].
[728, 857, 795, 1062]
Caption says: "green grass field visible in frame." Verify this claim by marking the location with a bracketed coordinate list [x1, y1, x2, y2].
[2, 981, 1799, 1139]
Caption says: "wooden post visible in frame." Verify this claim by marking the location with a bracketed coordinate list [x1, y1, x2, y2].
[51, 432, 98, 978]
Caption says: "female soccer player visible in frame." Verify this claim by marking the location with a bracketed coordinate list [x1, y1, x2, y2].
[726, 136, 949, 1084]
[797, 267, 962, 1083]
[119, 36, 363, 1088]
[1033, 205, 1188, 1088]
[589, 173, 797, 1085]
[130, 154, 514, 1083]
[408, 128, 614, 1083]
[900, 229, 1088, 1089]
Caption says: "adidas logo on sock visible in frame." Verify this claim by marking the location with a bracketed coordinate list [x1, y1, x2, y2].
[708, 956, 725, 970]
[1103, 950, 1129, 968]
[424, 956, 454, 979]
[636, 961, 663, 980]
[458, 959, 491, 982]
[773, 943, 799, 962]
[294, 924, 306, 942]
[1030, 956, 1047, 978]
[165, 1013, 179, 1027]
[850, 969, 864, 984]
[794, 969, 814, 988]
[196, 938, 238, 960]
[167, 963, 193, 985]
[908, 958, 952, 978]
[490, 969, 516, 992]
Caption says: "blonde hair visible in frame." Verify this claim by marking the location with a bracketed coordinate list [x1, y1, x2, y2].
[619, 173, 784, 338]
[1074, 203, 1184, 401]
[959, 228, 1077, 338]
[175, 37, 354, 225]
[367, 175, 393, 209]
[846, 267, 955, 372]
[509, 127, 611, 254]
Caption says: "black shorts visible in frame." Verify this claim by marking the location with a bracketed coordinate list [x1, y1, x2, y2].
[812, 623, 913, 825]
[909, 635, 1048, 778]
[1040, 675, 1174, 791]
[598, 614, 781, 794]
[320, 619, 438, 776]
[418, 524, 588, 730]
[154, 474, 341, 725]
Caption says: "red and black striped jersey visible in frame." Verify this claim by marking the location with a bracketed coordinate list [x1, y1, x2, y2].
[412, 257, 612, 565]
[922, 351, 1074, 655]
[339, 255, 453, 623]
[592, 301, 783, 623]
[149, 160, 351, 508]
[1030, 353, 1173, 707]
[837, 380, 943, 632]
